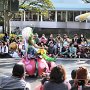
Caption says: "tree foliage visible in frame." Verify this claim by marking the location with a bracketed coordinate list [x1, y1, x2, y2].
[19, 0, 54, 13]
[82, 0, 90, 3]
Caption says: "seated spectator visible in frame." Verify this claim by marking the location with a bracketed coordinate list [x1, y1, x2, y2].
[43, 65, 71, 90]
[72, 34, 78, 46]
[0, 63, 31, 90]
[1, 41, 8, 54]
[40, 34, 47, 44]
[35, 73, 50, 90]
[77, 34, 87, 45]
[69, 69, 77, 86]
[55, 34, 63, 55]
[69, 43, 77, 58]
[9, 42, 20, 58]
[46, 34, 55, 47]
[0, 41, 12, 58]
[71, 67, 90, 90]
[61, 46, 70, 58]
[3, 33, 9, 42]
[48, 41, 56, 55]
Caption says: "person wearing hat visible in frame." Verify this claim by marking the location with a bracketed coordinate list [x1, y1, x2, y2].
[0, 63, 31, 90]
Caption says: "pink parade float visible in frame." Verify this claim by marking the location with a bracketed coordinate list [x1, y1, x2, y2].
[20, 27, 56, 77]
[21, 56, 50, 77]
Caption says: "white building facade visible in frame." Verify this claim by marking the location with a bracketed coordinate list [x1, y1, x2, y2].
[10, 0, 90, 36]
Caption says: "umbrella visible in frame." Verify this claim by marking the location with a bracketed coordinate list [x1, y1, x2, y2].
[75, 12, 90, 21]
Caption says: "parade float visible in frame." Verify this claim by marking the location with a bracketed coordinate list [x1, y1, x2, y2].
[21, 27, 56, 77]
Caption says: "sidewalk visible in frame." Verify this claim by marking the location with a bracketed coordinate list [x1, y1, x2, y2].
[0, 58, 20, 76]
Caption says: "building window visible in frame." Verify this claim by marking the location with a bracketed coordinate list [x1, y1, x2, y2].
[67, 11, 74, 21]
[12, 13, 21, 21]
[74, 11, 80, 21]
[57, 11, 61, 21]
[61, 11, 66, 22]
[25, 12, 38, 21]
[25, 11, 30, 21]
[42, 11, 55, 21]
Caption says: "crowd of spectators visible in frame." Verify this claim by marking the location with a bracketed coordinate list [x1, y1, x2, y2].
[41, 65, 90, 90]
[32, 33, 89, 58]
[1, 62, 90, 90]
[0, 32, 90, 58]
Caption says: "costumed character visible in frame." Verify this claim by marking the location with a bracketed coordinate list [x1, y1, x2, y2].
[9, 42, 20, 58]
[21, 27, 49, 77]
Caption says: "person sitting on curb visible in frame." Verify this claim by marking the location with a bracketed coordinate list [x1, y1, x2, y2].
[43, 65, 71, 90]
[0, 63, 31, 90]
[69, 69, 77, 86]
[71, 67, 90, 90]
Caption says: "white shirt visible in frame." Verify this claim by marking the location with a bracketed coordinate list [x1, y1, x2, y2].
[10, 51, 20, 58]
[0, 45, 8, 53]
[0, 46, 2, 53]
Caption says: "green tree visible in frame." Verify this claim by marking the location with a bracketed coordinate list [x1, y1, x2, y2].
[82, 0, 90, 3]
[3, 0, 54, 35]
[20, 0, 54, 12]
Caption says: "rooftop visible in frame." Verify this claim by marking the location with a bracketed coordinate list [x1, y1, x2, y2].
[51, 0, 90, 10]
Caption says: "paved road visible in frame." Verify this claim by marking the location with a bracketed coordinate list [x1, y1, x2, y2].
[0, 58, 90, 90]
[0, 58, 41, 90]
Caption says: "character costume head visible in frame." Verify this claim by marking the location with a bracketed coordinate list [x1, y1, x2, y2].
[22, 27, 33, 40]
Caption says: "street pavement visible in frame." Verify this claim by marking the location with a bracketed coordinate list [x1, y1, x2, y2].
[1, 58, 90, 90]
[0, 58, 40, 90]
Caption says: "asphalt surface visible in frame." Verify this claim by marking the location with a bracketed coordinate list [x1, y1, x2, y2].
[1, 58, 90, 90]
[0, 58, 42, 90]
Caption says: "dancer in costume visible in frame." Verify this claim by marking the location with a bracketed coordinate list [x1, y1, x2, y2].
[22, 27, 40, 58]
[22, 27, 56, 61]
[21, 27, 56, 77]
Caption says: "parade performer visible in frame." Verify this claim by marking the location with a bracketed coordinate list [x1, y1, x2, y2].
[21, 27, 56, 76]
[22, 27, 56, 61]
[22, 27, 40, 58]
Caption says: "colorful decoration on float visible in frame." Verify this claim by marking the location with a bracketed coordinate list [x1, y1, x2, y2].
[37, 49, 56, 62]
